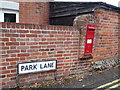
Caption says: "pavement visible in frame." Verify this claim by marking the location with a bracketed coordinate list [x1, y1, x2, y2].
[45, 66, 120, 88]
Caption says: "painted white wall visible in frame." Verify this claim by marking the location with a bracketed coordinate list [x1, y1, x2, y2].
[0, 0, 19, 23]
[0, 9, 4, 22]
[0, 0, 19, 10]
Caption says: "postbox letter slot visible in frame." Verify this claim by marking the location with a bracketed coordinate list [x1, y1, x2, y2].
[89, 29, 95, 30]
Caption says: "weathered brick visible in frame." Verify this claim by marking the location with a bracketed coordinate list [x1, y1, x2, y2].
[10, 62, 17, 65]
[18, 53, 30, 57]
[6, 58, 19, 61]
[39, 42, 49, 45]
[17, 30, 29, 33]
[1, 38, 9, 41]
[5, 34, 18, 37]
[6, 42, 19, 46]
[7, 50, 20, 53]
[26, 34, 37, 37]
[2, 70, 10, 74]
[19, 2, 49, 25]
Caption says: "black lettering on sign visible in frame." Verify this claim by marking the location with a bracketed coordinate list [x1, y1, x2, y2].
[25, 65, 29, 71]
[43, 62, 54, 68]
[40, 64, 43, 69]
[33, 64, 37, 70]
[29, 65, 32, 70]
[21, 66, 24, 71]
[44, 63, 47, 68]
[50, 62, 54, 67]
[47, 62, 54, 68]
[21, 64, 38, 71]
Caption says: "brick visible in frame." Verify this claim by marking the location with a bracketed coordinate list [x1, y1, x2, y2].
[11, 69, 17, 73]
[17, 30, 29, 33]
[2, 78, 10, 82]
[30, 30, 41, 33]
[31, 52, 42, 56]
[0, 67, 6, 70]
[7, 81, 16, 85]
[1, 38, 9, 41]
[17, 38, 29, 41]
[39, 42, 49, 45]
[47, 38, 56, 41]
[26, 56, 37, 60]
[0, 50, 6, 54]
[0, 75, 6, 78]
[10, 38, 17, 41]
[2, 70, 10, 74]
[19, 42, 26, 45]
[10, 62, 17, 65]
[20, 34, 26, 37]
[7, 65, 16, 69]
[10, 46, 16, 49]
[26, 34, 37, 37]
[10, 29, 17, 33]
[5, 34, 18, 37]
[54, 54, 63, 57]
[6, 58, 19, 61]
[30, 46, 41, 48]
[18, 53, 30, 57]
[7, 50, 20, 53]
[27, 49, 38, 52]
[0, 59, 6, 62]
[21, 50, 26, 52]
[64, 54, 71, 57]
[6, 42, 19, 46]
[27, 42, 38, 45]
[1, 46, 9, 50]
[2, 62, 9, 66]
[0, 42, 5, 46]
[63, 65, 71, 68]
[37, 55, 48, 59]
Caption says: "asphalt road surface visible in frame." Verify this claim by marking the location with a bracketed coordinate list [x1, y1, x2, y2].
[46, 66, 120, 89]
[87, 78, 120, 89]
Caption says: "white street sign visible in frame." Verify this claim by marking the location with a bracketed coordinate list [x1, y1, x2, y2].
[18, 60, 57, 74]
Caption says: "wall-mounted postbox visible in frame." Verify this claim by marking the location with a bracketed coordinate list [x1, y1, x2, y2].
[84, 24, 95, 55]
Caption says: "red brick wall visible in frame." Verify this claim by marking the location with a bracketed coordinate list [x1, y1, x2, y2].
[5, 0, 49, 25]
[0, 8, 120, 88]
[1, 22, 90, 88]
[19, 2, 49, 25]
[93, 8, 120, 61]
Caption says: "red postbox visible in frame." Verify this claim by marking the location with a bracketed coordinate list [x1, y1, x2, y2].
[84, 24, 95, 55]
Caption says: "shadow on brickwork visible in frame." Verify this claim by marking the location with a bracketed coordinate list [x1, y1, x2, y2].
[118, 1, 120, 62]
[118, 5, 120, 78]
[118, 2, 120, 65]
